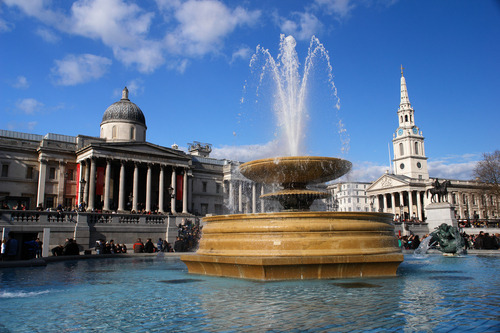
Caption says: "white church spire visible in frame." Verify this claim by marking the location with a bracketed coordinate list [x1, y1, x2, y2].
[400, 65, 411, 108]
[392, 66, 429, 180]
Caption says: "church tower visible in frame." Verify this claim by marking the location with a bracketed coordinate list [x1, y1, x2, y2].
[392, 66, 429, 180]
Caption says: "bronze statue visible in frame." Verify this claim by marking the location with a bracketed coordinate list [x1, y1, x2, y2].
[430, 223, 465, 254]
[428, 179, 451, 203]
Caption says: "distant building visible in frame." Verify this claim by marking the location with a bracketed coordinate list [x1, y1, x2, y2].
[327, 182, 371, 212]
[366, 67, 498, 222]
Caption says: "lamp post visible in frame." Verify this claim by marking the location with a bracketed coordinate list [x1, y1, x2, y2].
[79, 179, 86, 203]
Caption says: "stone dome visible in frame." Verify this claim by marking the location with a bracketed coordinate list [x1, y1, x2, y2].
[101, 87, 146, 127]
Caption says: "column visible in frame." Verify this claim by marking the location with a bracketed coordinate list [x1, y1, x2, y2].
[57, 161, 66, 207]
[228, 180, 234, 213]
[78, 161, 85, 204]
[252, 183, 256, 213]
[118, 161, 126, 212]
[158, 165, 165, 213]
[103, 159, 111, 211]
[36, 158, 47, 208]
[238, 181, 243, 213]
[391, 193, 396, 215]
[133, 162, 139, 212]
[84, 160, 90, 205]
[88, 158, 97, 211]
[399, 192, 404, 217]
[383, 194, 388, 213]
[261, 184, 265, 213]
[416, 191, 422, 221]
[171, 168, 176, 214]
[146, 164, 152, 212]
[408, 190, 414, 220]
[182, 169, 188, 213]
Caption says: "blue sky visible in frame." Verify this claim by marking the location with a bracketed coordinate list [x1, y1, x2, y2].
[1, 0, 499, 182]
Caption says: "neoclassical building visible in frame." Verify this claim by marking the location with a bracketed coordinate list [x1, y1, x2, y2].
[367, 68, 498, 222]
[0, 88, 269, 217]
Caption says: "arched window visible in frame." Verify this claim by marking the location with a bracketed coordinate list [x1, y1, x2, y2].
[400, 116, 403, 123]
[415, 142, 419, 155]
[405, 115, 408, 122]
[112, 126, 117, 138]
[130, 127, 135, 140]
[399, 143, 404, 156]
[410, 115, 413, 122]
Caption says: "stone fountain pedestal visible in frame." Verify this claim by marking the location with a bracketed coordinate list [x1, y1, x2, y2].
[182, 157, 403, 280]
[182, 211, 403, 280]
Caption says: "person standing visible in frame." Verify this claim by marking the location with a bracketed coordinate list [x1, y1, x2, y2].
[6, 232, 18, 260]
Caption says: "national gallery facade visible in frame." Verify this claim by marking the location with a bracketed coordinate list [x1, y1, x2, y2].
[0, 88, 265, 217]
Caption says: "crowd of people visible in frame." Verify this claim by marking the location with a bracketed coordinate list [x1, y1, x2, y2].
[94, 239, 128, 254]
[399, 231, 499, 251]
[51, 238, 80, 256]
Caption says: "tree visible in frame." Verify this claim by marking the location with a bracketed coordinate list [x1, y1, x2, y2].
[473, 150, 500, 198]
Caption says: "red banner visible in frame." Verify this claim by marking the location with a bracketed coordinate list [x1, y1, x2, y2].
[96, 167, 105, 196]
[176, 174, 183, 201]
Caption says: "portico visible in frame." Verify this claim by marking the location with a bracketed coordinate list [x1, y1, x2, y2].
[76, 143, 191, 213]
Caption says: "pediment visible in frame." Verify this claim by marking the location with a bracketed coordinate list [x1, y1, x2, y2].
[367, 174, 410, 192]
[77, 141, 190, 164]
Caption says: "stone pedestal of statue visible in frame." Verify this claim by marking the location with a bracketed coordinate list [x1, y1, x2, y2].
[424, 202, 457, 232]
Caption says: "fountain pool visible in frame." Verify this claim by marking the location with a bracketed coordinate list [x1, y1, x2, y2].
[1, 255, 499, 332]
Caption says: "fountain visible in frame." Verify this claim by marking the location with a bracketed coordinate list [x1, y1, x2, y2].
[181, 35, 403, 280]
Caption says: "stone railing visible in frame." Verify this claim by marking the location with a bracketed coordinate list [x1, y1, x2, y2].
[0, 210, 172, 226]
[1, 210, 78, 224]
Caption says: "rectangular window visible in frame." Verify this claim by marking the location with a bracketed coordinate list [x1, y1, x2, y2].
[45, 196, 55, 209]
[201, 203, 208, 215]
[216, 183, 221, 194]
[26, 166, 34, 179]
[1, 164, 8, 177]
[202, 182, 207, 193]
[49, 167, 56, 180]
[67, 169, 74, 181]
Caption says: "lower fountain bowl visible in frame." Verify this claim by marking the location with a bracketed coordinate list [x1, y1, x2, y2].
[181, 212, 403, 280]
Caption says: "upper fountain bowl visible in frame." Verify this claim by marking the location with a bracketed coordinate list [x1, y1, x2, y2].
[239, 156, 352, 185]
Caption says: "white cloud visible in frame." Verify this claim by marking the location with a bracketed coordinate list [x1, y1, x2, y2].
[114, 79, 145, 98]
[70, 0, 154, 47]
[314, 0, 356, 18]
[167, 59, 190, 74]
[6, 121, 38, 131]
[16, 98, 44, 114]
[280, 12, 323, 41]
[165, 0, 261, 56]
[212, 140, 280, 162]
[428, 154, 480, 180]
[35, 27, 59, 43]
[0, 17, 13, 32]
[51, 54, 112, 86]
[113, 41, 165, 73]
[13, 76, 29, 89]
[231, 46, 252, 64]
[4, 0, 261, 74]
[338, 161, 390, 183]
